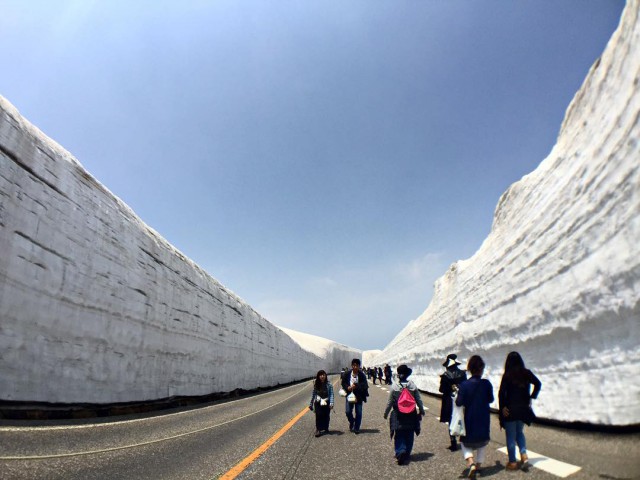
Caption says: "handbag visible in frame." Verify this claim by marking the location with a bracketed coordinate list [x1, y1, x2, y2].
[347, 392, 357, 403]
[338, 388, 347, 397]
[449, 393, 466, 437]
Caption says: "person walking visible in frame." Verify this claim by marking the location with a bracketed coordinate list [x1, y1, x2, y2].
[309, 369, 334, 437]
[341, 358, 369, 434]
[440, 353, 468, 451]
[456, 355, 494, 480]
[372, 366, 378, 385]
[499, 352, 542, 470]
[384, 364, 392, 385]
[383, 364, 425, 465]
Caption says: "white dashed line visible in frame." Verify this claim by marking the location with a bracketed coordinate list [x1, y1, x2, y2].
[497, 448, 581, 478]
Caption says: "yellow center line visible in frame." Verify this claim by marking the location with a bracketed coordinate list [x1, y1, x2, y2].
[218, 378, 340, 479]
[218, 406, 309, 480]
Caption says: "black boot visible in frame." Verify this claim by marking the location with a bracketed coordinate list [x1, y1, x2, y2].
[449, 436, 458, 451]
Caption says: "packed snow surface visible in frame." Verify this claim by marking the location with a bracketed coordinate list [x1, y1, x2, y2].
[0, 97, 360, 405]
[375, 1, 639, 426]
[279, 327, 360, 372]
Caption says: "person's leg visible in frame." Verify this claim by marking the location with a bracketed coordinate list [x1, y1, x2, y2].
[461, 443, 474, 466]
[345, 399, 355, 430]
[476, 445, 486, 468]
[354, 402, 363, 432]
[504, 421, 517, 463]
[449, 434, 458, 451]
[461, 444, 477, 478]
[324, 406, 331, 432]
[394, 430, 407, 458]
[516, 421, 528, 462]
[406, 430, 415, 456]
[318, 406, 329, 432]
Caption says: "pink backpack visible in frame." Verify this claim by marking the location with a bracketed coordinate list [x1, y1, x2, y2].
[398, 385, 417, 414]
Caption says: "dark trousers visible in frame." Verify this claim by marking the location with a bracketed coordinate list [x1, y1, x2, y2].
[315, 405, 331, 431]
[394, 429, 415, 457]
[345, 400, 363, 431]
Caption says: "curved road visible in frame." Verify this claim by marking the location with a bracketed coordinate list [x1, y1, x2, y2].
[0, 377, 638, 479]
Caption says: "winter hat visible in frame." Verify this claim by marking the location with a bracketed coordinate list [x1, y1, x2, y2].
[397, 364, 413, 378]
[443, 353, 461, 368]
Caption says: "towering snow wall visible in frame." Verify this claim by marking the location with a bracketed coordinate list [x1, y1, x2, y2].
[376, 1, 639, 426]
[279, 327, 361, 372]
[0, 96, 360, 405]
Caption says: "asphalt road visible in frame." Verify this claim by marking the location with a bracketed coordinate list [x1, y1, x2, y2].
[0, 376, 638, 480]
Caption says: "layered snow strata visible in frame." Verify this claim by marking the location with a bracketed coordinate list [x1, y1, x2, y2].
[375, 1, 639, 426]
[278, 327, 361, 373]
[0, 96, 346, 404]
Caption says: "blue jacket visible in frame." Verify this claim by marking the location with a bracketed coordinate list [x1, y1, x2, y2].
[456, 375, 494, 444]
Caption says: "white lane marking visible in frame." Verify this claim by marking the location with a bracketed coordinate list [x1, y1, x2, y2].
[0, 384, 311, 460]
[497, 447, 581, 478]
[0, 381, 310, 432]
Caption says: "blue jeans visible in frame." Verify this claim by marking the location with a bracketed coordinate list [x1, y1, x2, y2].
[504, 420, 527, 462]
[345, 400, 363, 431]
[394, 429, 415, 457]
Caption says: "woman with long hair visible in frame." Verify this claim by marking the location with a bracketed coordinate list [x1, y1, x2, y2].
[456, 355, 494, 480]
[499, 352, 542, 470]
[309, 370, 334, 437]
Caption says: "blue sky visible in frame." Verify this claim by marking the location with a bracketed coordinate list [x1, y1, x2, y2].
[1, 1, 625, 350]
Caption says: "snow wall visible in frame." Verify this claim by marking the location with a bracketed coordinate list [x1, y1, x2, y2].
[0, 97, 360, 405]
[279, 327, 361, 371]
[374, 1, 639, 426]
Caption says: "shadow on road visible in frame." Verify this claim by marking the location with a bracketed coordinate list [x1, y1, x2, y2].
[477, 460, 506, 477]
[410, 451, 434, 463]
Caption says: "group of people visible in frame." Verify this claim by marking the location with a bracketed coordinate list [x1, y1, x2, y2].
[365, 364, 392, 385]
[439, 352, 541, 478]
[309, 352, 541, 478]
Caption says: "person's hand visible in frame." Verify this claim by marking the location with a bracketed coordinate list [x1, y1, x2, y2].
[309, 405, 313, 411]
[383, 413, 388, 420]
[502, 407, 510, 417]
[330, 405, 334, 410]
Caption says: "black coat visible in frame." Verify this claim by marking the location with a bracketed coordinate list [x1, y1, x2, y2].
[439, 367, 467, 423]
[341, 370, 369, 403]
[498, 368, 542, 427]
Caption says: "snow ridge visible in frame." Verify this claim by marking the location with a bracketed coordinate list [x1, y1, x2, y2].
[375, 0, 639, 426]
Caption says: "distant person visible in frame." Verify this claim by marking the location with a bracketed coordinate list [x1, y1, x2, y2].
[309, 369, 334, 437]
[377, 366, 383, 382]
[341, 358, 369, 434]
[439, 353, 467, 451]
[499, 352, 542, 470]
[456, 355, 494, 480]
[383, 364, 425, 465]
[384, 364, 392, 385]
[372, 367, 378, 385]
